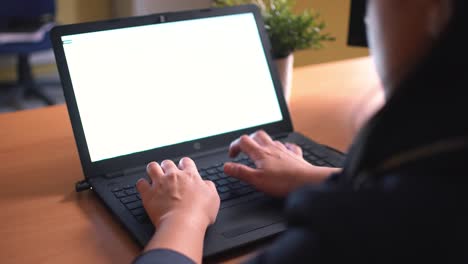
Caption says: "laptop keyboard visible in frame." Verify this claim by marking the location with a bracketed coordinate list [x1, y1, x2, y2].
[111, 143, 332, 224]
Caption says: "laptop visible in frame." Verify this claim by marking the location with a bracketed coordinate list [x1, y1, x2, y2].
[50, 5, 345, 258]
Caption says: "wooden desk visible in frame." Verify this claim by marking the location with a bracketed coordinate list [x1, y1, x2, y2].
[0, 57, 381, 264]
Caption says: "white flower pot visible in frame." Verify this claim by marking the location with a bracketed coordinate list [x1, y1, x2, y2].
[274, 53, 294, 103]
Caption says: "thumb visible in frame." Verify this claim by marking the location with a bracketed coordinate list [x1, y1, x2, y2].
[224, 162, 260, 184]
[136, 178, 151, 200]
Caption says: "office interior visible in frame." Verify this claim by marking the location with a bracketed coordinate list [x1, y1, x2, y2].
[0, 0, 368, 113]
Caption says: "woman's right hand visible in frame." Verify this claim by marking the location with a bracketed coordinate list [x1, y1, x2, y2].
[224, 130, 340, 197]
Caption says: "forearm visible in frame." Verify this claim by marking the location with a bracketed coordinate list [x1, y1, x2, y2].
[305, 166, 342, 185]
[144, 217, 207, 264]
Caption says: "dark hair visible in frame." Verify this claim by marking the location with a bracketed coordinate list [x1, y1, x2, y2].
[367, 0, 468, 163]
[395, 0, 468, 95]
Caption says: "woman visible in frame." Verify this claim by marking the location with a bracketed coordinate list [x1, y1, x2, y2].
[134, 0, 468, 263]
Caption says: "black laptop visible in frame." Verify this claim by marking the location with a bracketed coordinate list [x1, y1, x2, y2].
[51, 5, 345, 257]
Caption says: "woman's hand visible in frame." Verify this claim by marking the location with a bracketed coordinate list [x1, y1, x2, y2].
[136, 158, 220, 263]
[137, 158, 219, 229]
[224, 130, 340, 197]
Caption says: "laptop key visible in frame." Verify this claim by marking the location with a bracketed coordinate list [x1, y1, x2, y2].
[126, 200, 143, 210]
[131, 207, 146, 216]
[234, 186, 255, 196]
[227, 177, 238, 183]
[114, 191, 127, 198]
[125, 188, 138, 195]
[217, 186, 230, 193]
[207, 169, 217, 175]
[218, 173, 228, 178]
[123, 184, 133, 189]
[219, 192, 233, 201]
[136, 214, 150, 224]
[230, 182, 243, 189]
[120, 195, 138, 204]
[207, 175, 219, 181]
[111, 187, 122, 192]
[232, 156, 243, 163]
[216, 179, 229, 186]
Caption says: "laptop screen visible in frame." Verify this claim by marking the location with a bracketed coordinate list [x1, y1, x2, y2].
[61, 13, 283, 162]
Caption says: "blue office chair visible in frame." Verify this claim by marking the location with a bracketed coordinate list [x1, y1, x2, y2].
[0, 0, 57, 108]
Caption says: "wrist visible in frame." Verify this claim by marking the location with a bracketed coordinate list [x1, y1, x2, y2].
[144, 211, 209, 263]
[305, 165, 341, 184]
[158, 210, 211, 231]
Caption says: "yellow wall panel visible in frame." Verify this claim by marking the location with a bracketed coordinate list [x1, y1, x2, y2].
[293, 0, 368, 67]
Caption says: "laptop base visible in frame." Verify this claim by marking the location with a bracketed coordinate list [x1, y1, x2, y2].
[89, 132, 344, 257]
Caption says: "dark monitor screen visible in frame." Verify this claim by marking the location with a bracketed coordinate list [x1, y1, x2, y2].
[348, 0, 367, 47]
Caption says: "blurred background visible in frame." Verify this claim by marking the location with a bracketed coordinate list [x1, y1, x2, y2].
[0, 0, 368, 113]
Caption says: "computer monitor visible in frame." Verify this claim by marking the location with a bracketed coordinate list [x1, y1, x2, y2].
[347, 0, 367, 47]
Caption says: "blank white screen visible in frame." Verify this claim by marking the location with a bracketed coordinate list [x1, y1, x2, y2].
[62, 13, 283, 162]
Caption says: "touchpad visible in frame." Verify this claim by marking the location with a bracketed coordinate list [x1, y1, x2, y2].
[217, 198, 284, 238]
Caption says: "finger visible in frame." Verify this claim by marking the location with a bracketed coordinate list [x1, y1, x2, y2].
[273, 140, 287, 150]
[229, 135, 263, 159]
[146, 161, 164, 184]
[224, 162, 261, 185]
[204, 180, 216, 190]
[228, 136, 243, 158]
[285, 143, 303, 156]
[160, 159, 178, 174]
[178, 157, 196, 170]
[250, 130, 274, 146]
[136, 178, 152, 200]
[178, 157, 198, 174]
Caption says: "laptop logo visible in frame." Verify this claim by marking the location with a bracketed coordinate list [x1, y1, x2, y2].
[193, 142, 201, 150]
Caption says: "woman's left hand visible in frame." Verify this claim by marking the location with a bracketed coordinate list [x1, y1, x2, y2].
[137, 158, 220, 230]
[136, 158, 219, 263]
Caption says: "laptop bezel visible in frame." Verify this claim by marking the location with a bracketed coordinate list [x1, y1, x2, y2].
[51, 5, 294, 178]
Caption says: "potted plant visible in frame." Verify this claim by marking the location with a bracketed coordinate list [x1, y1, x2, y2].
[213, 0, 334, 102]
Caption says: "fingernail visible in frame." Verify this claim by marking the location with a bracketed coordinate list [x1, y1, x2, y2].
[136, 178, 144, 185]
[146, 162, 155, 172]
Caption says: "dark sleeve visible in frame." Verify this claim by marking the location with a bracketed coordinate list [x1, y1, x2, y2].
[132, 249, 195, 264]
[243, 227, 322, 264]
[244, 174, 465, 264]
[243, 175, 344, 264]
